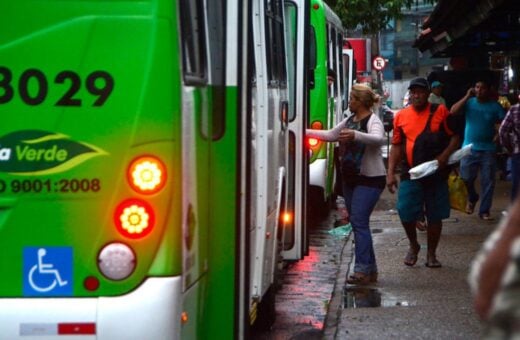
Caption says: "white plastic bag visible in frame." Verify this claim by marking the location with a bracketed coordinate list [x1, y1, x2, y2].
[409, 144, 472, 180]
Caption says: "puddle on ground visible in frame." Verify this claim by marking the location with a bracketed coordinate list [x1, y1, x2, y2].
[343, 287, 415, 308]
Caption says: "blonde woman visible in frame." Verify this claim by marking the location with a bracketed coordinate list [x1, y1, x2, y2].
[307, 84, 386, 284]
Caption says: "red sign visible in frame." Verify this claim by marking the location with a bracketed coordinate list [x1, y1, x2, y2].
[346, 38, 369, 73]
[372, 56, 386, 71]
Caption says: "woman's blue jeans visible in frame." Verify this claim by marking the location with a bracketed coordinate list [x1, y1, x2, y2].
[460, 149, 497, 216]
[342, 184, 383, 275]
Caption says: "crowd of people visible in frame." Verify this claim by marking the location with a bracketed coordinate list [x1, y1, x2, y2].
[307, 74, 520, 334]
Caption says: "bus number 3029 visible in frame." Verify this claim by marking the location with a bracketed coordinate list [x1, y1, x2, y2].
[0, 67, 114, 107]
[0, 178, 101, 193]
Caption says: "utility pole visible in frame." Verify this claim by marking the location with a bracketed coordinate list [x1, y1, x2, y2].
[371, 32, 383, 94]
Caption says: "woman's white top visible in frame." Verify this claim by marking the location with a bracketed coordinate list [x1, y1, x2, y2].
[306, 114, 386, 177]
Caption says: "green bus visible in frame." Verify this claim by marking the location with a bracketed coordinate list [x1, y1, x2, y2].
[307, 0, 347, 216]
[0, 0, 300, 338]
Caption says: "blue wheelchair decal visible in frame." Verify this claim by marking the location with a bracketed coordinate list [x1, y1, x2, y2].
[23, 247, 73, 296]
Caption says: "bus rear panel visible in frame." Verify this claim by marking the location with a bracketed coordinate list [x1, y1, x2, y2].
[0, 0, 185, 338]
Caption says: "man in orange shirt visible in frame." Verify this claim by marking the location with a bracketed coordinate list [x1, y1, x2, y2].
[387, 77, 460, 268]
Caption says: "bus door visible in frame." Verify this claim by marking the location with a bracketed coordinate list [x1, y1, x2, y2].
[245, 0, 290, 332]
[179, 1, 235, 339]
[282, 0, 309, 260]
[342, 49, 354, 113]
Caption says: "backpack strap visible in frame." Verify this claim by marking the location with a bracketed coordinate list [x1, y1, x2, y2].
[430, 103, 439, 114]
[425, 103, 439, 132]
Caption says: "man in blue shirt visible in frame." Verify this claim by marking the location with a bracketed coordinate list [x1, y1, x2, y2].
[451, 80, 505, 220]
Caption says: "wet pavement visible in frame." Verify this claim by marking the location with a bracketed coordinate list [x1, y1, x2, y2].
[252, 211, 347, 339]
[254, 175, 513, 339]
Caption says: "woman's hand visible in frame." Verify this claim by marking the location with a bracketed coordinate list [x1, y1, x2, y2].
[339, 128, 355, 142]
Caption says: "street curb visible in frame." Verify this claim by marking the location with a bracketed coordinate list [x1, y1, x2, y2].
[323, 233, 353, 339]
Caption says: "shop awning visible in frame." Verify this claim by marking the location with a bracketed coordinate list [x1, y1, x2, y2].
[413, 0, 520, 57]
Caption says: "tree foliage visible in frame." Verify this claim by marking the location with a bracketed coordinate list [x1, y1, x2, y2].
[328, 0, 436, 34]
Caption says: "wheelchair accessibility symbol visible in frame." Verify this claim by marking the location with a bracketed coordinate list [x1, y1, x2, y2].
[23, 247, 73, 296]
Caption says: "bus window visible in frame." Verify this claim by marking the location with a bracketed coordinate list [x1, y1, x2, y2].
[308, 26, 316, 89]
[265, 0, 287, 85]
[337, 32, 344, 106]
[284, 2, 297, 121]
[179, 0, 207, 85]
[206, 1, 226, 140]
[343, 53, 352, 111]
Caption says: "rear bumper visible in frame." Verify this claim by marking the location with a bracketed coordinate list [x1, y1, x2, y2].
[0, 277, 182, 339]
[309, 158, 326, 189]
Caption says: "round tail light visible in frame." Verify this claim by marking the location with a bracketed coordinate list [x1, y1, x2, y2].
[127, 156, 166, 194]
[114, 199, 155, 239]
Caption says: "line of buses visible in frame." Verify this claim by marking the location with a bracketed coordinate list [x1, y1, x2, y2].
[0, 0, 355, 338]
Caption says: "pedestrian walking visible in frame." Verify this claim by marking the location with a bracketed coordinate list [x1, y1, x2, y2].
[386, 77, 460, 268]
[499, 95, 520, 202]
[414, 80, 448, 232]
[451, 79, 506, 220]
[307, 84, 386, 284]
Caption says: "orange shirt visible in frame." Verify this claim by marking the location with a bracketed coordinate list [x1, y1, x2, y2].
[392, 103, 454, 167]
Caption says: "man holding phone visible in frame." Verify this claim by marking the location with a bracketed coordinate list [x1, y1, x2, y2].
[451, 80, 505, 220]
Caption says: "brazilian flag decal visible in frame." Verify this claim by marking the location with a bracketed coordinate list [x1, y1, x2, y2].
[0, 130, 108, 175]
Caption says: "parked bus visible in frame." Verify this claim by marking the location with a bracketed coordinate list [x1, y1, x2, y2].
[307, 0, 346, 217]
[0, 0, 297, 338]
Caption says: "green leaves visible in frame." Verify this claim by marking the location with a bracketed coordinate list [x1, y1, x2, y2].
[329, 0, 436, 34]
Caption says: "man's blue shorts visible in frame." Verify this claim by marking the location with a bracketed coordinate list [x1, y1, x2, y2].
[397, 177, 450, 223]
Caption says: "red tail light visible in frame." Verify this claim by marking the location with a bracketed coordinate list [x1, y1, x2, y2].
[114, 199, 155, 239]
[308, 138, 319, 147]
[127, 156, 166, 194]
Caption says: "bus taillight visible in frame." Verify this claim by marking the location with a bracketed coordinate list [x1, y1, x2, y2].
[114, 199, 155, 239]
[307, 138, 319, 148]
[310, 121, 323, 129]
[127, 156, 166, 194]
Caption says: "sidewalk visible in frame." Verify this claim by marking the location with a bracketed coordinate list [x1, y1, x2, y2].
[324, 177, 513, 339]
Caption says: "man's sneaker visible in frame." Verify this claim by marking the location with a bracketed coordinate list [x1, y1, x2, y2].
[479, 213, 494, 221]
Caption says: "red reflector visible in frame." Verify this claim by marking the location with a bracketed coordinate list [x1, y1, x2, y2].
[84, 276, 100, 291]
[58, 323, 96, 335]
